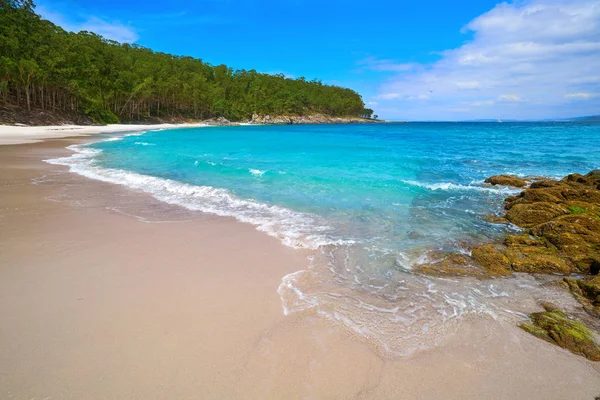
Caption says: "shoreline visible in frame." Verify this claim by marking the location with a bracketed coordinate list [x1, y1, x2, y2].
[1, 136, 599, 398]
[0, 115, 384, 145]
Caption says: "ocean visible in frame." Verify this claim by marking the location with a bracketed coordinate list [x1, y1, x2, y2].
[48, 121, 600, 355]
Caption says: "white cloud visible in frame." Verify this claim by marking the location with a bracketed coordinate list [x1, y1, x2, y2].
[471, 100, 495, 107]
[78, 17, 139, 43]
[356, 57, 419, 72]
[497, 94, 522, 102]
[455, 81, 481, 89]
[369, 0, 600, 120]
[375, 93, 400, 100]
[37, 5, 139, 43]
[565, 92, 599, 100]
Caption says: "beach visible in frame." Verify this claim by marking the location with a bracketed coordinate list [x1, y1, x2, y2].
[1, 128, 600, 399]
[0, 123, 212, 145]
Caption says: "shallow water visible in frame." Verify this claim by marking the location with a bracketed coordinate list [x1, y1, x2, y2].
[47, 122, 600, 355]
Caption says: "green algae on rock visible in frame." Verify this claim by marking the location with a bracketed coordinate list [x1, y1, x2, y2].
[470, 244, 512, 276]
[520, 305, 600, 361]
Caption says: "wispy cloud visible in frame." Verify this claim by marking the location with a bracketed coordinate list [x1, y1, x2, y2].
[565, 92, 599, 100]
[368, 0, 600, 120]
[356, 57, 419, 72]
[497, 94, 522, 102]
[37, 5, 139, 43]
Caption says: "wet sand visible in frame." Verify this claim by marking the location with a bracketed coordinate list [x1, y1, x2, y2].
[1, 138, 599, 399]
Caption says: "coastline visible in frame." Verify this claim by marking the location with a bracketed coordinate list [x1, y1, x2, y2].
[1, 134, 599, 399]
[0, 115, 384, 145]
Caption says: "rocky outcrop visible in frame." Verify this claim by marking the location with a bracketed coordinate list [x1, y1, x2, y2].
[520, 304, 600, 361]
[414, 170, 600, 360]
[502, 170, 600, 274]
[419, 170, 600, 277]
[484, 174, 528, 188]
[247, 113, 379, 125]
[416, 170, 600, 360]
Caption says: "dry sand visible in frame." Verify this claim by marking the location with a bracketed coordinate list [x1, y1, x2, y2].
[1, 135, 599, 399]
[0, 123, 210, 145]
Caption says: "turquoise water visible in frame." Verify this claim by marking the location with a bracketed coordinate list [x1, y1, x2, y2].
[50, 122, 600, 354]
[92, 122, 600, 252]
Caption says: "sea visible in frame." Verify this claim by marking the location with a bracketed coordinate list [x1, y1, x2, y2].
[47, 121, 600, 355]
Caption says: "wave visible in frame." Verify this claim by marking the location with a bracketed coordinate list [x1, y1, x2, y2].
[45, 144, 343, 249]
[249, 168, 266, 176]
[401, 180, 521, 193]
[134, 141, 155, 146]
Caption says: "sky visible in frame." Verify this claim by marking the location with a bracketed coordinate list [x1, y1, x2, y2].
[36, 0, 600, 121]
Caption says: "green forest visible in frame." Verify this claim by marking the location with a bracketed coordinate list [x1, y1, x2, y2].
[0, 0, 372, 123]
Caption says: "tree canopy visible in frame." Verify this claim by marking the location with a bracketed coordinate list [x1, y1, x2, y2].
[0, 0, 370, 123]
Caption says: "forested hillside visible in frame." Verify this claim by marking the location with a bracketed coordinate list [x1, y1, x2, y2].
[0, 0, 371, 123]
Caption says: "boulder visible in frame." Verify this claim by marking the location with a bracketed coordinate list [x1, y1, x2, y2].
[574, 276, 600, 305]
[531, 215, 600, 249]
[485, 175, 528, 188]
[505, 247, 572, 274]
[520, 308, 600, 361]
[471, 244, 512, 276]
[505, 202, 568, 228]
[416, 253, 487, 277]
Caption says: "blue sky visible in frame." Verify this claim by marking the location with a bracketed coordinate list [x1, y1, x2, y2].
[37, 0, 600, 120]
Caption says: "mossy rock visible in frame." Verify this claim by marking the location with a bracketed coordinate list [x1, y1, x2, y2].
[576, 276, 600, 305]
[520, 309, 600, 361]
[416, 253, 486, 277]
[485, 215, 511, 224]
[563, 170, 600, 188]
[562, 278, 600, 321]
[531, 214, 600, 254]
[504, 234, 551, 249]
[485, 175, 528, 188]
[471, 244, 512, 276]
[505, 202, 568, 228]
[505, 248, 572, 274]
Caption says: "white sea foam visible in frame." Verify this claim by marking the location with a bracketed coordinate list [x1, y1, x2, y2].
[45, 144, 340, 250]
[134, 141, 155, 146]
[249, 168, 266, 176]
[401, 180, 521, 194]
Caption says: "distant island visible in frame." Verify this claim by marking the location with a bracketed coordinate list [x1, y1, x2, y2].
[0, 1, 375, 125]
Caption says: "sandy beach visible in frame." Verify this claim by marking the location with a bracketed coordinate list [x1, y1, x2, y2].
[0, 123, 212, 145]
[1, 131, 599, 399]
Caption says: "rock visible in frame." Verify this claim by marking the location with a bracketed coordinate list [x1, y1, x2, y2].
[249, 113, 375, 125]
[485, 175, 528, 188]
[505, 202, 568, 228]
[574, 276, 600, 305]
[505, 247, 572, 274]
[203, 116, 233, 126]
[540, 301, 561, 312]
[418, 169, 600, 282]
[485, 215, 511, 224]
[505, 181, 600, 208]
[563, 170, 600, 187]
[416, 253, 487, 277]
[530, 179, 563, 189]
[530, 214, 600, 273]
[520, 309, 600, 361]
[503, 234, 549, 248]
[471, 244, 512, 276]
